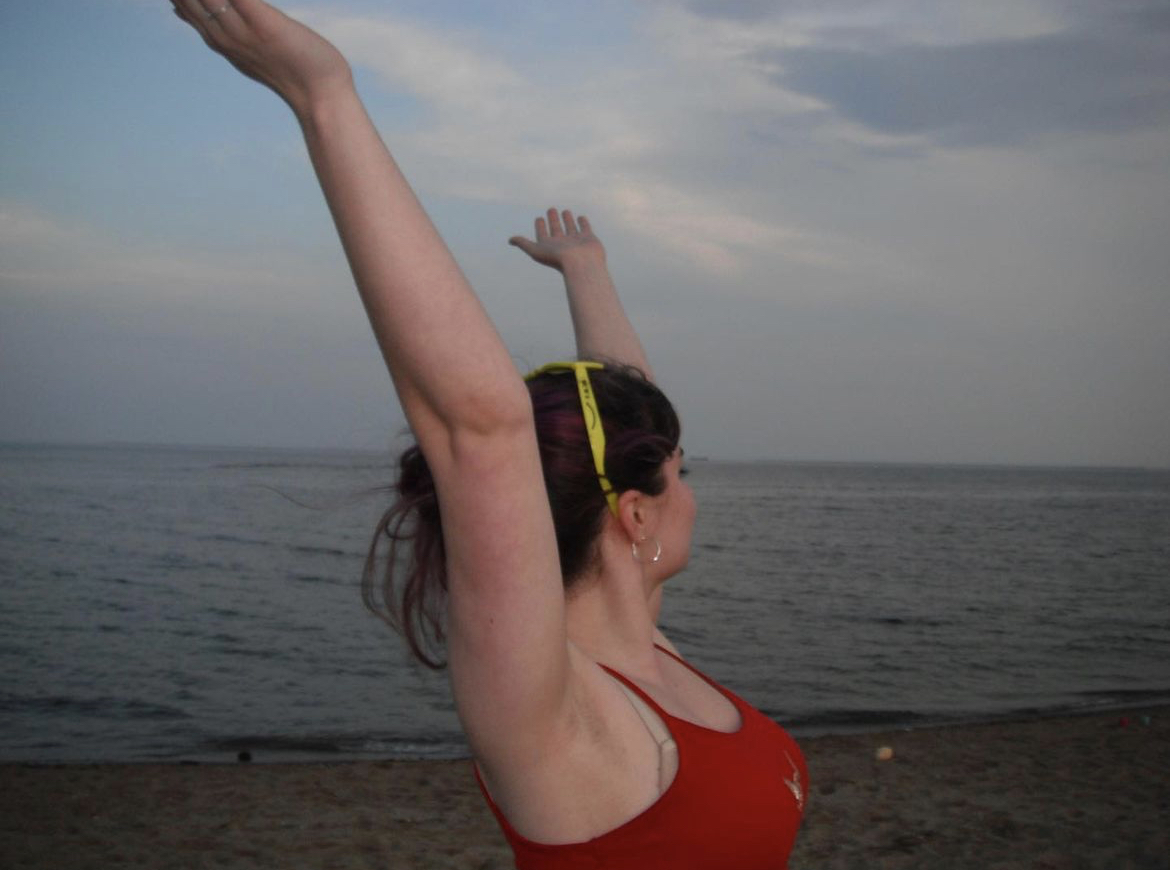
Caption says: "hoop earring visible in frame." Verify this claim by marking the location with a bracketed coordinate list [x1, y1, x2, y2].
[632, 537, 662, 564]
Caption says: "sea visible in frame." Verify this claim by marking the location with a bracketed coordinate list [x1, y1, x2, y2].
[1, 443, 1168, 764]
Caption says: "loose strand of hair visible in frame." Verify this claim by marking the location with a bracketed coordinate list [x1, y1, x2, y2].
[362, 491, 449, 669]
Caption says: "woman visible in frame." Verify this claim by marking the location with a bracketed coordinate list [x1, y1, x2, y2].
[172, 2, 806, 865]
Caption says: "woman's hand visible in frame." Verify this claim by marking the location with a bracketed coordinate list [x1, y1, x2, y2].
[511, 207, 652, 378]
[171, 0, 352, 116]
[509, 208, 606, 275]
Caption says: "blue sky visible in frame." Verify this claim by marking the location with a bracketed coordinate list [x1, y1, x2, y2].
[2, 0, 1168, 465]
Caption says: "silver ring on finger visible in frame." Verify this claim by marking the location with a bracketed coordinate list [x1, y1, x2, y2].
[205, 2, 231, 20]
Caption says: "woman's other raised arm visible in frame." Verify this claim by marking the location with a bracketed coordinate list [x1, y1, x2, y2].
[171, 0, 573, 774]
[510, 208, 654, 380]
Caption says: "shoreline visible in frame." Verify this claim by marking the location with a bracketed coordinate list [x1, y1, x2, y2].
[3, 705, 1167, 869]
[17, 696, 1170, 768]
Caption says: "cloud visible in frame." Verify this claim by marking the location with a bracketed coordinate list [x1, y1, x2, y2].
[291, 7, 524, 119]
[768, 22, 1170, 147]
[654, 0, 1071, 43]
[0, 204, 323, 309]
[646, 0, 1170, 148]
[605, 179, 829, 277]
[673, 0, 783, 23]
[0, 209, 70, 248]
[289, 5, 826, 278]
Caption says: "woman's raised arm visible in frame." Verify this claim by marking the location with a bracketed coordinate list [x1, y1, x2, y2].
[172, 0, 574, 776]
[172, 0, 526, 443]
[510, 208, 654, 380]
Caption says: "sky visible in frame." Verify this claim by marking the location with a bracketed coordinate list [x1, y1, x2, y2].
[2, 0, 1168, 466]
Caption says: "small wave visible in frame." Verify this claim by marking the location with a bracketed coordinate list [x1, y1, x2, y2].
[1062, 633, 1170, 653]
[214, 459, 391, 472]
[289, 574, 340, 586]
[202, 730, 468, 761]
[983, 693, 1170, 725]
[195, 533, 273, 548]
[94, 599, 135, 614]
[780, 691, 1170, 737]
[207, 734, 346, 754]
[289, 544, 348, 557]
[866, 615, 956, 628]
[1070, 687, 1170, 705]
[2, 692, 190, 721]
[833, 613, 957, 629]
[214, 646, 280, 661]
[776, 707, 935, 734]
[215, 461, 322, 470]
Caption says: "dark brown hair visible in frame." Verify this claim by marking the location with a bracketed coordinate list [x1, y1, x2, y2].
[362, 362, 680, 667]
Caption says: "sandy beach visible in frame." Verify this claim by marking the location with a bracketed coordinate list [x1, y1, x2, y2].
[3, 705, 1167, 869]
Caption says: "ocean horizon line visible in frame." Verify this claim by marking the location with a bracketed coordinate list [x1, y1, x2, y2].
[3, 439, 1166, 473]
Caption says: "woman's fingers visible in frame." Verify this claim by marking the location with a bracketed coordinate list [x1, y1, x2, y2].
[171, 0, 219, 41]
[546, 208, 564, 237]
[173, 0, 246, 43]
[204, 2, 242, 32]
[173, 0, 354, 112]
[544, 208, 585, 237]
[173, 0, 218, 27]
[526, 209, 589, 246]
[210, 0, 264, 27]
[170, 0, 197, 27]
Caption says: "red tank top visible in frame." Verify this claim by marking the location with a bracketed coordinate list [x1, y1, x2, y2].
[475, 647, 807, 869]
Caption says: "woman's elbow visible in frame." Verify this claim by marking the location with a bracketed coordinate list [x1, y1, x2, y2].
[449, 378, 533, 438]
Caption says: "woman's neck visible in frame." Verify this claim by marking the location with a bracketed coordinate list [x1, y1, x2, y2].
[564, 539, 663, 679]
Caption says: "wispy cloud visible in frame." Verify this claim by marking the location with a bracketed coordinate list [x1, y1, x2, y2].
[659, 0, 1070, 43]
[655, 0, 1170, 148]
[0, 204, 313, 307]
[605, 179, 829, 277]
[291, 8, 524, 118]
[292, 5, 823, 278]
[770, 25, 1170, 146]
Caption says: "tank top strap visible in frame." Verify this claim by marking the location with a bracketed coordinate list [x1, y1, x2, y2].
[653, 643, 697, 671]
[599, 661, 680, 796]
[602, 646, 740, 710]
[597, 661, 674, 722]
[609, 674, 675, 744]
[653, 644, 744, 706]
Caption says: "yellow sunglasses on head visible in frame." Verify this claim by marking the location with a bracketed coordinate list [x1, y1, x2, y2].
[525, 361, 619, 517]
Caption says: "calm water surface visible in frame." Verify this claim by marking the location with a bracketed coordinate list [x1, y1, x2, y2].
[1, 444, 1167, 762]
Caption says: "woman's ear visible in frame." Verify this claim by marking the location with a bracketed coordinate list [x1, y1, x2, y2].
[616, 489, 646, 542]
[616, 489, 657, 542]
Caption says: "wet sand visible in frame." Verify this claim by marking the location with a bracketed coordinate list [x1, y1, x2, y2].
[3, 705, 1167, 869]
